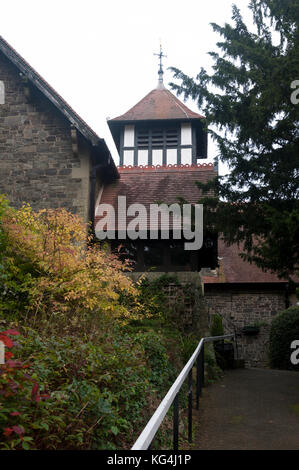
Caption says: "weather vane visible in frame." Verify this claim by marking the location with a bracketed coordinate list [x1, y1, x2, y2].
[154, 43, 167, 84]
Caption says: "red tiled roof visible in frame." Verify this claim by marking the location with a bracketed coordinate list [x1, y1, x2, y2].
[95, 164, 215, 230]
[96, 171, 298, 284]
[109, 88, 204, 122]
[203, 238, 295, 284]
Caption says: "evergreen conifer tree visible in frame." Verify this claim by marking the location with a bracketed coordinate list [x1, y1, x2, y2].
[170, 0, 299, 279]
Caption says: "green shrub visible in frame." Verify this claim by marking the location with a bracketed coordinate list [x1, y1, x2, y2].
[0, 325, 180, 450]
[210, 314, 224, 337]
[134, 330, 177, 391]
[269, 306, 299, 370]
[181, 333, 199, 363]
[204, 343, 222, 383]
[133, 274, 180, 321]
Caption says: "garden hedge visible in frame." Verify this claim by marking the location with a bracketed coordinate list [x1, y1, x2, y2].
[269, 306, 299, 370]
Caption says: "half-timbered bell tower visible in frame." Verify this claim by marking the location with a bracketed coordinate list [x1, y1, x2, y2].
[98, 48, 217, 273]
[107, 47, 207, 168]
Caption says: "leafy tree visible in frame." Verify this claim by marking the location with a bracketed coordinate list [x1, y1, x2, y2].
[170, 0, 299, 279]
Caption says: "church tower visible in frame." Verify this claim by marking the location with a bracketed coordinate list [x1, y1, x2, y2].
[97, 48, 217, 273]
[107, 46, 207, 168]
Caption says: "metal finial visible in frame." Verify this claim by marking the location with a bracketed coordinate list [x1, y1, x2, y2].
[154, 43, 167, 88]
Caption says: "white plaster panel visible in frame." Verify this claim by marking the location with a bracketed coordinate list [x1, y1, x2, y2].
[152, 149, 163, 166]
[166, 149, 177, 165]
[124, 125, 135, 147]
[181, 148, 192, 164]
[181, 123, 192, 145]
[123, 150, 134, 166]
[138, 149, 148, 166]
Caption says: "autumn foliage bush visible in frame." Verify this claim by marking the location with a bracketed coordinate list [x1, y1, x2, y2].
[0, 197, 180, 449]
[0, 195, 139, 330]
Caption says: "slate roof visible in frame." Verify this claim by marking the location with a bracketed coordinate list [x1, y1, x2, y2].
[109, 87, 204, 122]
[95, 163, 216, 230]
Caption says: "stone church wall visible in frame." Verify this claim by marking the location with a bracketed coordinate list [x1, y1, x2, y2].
[0, 53, 91, 222]
[204, 287, 286, 367]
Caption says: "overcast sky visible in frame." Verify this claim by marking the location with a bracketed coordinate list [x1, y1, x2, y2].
[0, 0, 252, 173]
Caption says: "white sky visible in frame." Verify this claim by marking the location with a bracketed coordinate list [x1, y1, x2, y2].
[0, 0, 252, 174]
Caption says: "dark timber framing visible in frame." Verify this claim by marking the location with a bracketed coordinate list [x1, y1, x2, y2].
[118, 120, 204, 166]
[192, 126, 197, 164]
[110, 232, 218, 272]
[177, 125, 182, 165]
[119, 129, 125, 166]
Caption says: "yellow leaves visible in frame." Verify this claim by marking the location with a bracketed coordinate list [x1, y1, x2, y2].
[1, 202, 140, 325]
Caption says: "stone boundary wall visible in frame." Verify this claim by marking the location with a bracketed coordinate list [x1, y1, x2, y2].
[204, 288, 286, 367]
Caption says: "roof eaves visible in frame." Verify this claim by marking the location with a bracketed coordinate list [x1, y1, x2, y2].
[107, 117, 204, 128]
[0, 36, 100, 146]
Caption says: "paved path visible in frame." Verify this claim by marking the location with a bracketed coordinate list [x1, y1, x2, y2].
[194, 368, 299, 450]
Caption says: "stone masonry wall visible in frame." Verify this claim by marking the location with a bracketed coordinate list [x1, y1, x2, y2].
[129, 271, 209, 334]
[204, 289, 286, 367]
[0, 53, 91, 222]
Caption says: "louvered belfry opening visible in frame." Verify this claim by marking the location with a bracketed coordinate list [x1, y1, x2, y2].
[132, 123, 182, 166]
[137, 127, 179, 149]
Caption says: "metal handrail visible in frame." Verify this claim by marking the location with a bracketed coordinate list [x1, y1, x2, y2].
[131, 333, 234, 450]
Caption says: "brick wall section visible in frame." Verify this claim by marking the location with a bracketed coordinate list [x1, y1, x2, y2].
[0, 53, 91, 221]
[204, 289, 286, 367]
